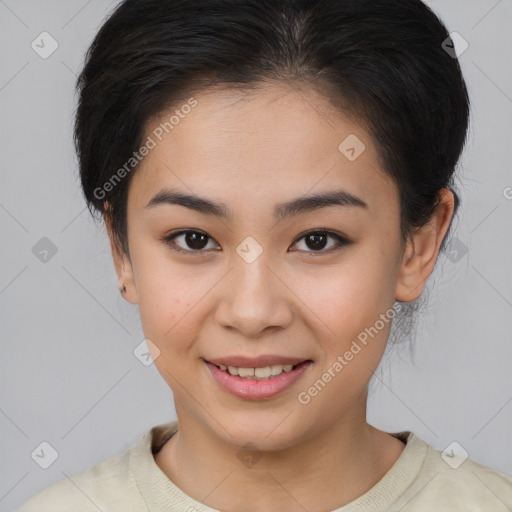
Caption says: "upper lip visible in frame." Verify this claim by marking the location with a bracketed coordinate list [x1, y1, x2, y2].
[205, 355, 311, 368]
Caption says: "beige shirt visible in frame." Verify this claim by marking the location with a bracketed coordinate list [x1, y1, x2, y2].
[18, 421, 512, 511]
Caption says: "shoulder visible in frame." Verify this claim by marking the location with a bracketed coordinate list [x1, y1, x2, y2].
[17, 434, 148, 512]
[397, 433, 512, 511]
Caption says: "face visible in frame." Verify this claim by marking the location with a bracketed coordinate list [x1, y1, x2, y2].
[111, 82, 426, 451]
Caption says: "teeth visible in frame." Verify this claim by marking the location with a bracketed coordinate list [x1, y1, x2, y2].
[218, 363, 297, 379]
[255, 366, 271, 378]
[270, 365, 283, 376]
[238, 367, 255, 377]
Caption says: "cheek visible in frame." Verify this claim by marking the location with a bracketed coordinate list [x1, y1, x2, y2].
[137, 277, 181, 338]
[137, 277, 199, 383]
[294, 254, 394, 339]
[132, 247, 222, 360]
[131, 248, 195, 343]
[292, 254, 396, 405]
[295, 268, 394, 419]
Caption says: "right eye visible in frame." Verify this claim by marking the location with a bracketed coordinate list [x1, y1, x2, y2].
[161, 229, 221, 254]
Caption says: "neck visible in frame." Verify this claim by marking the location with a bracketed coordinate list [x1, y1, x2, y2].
[155, 400, 405, 512]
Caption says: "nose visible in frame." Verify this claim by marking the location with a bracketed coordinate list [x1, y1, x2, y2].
[215, 253, 293, 339]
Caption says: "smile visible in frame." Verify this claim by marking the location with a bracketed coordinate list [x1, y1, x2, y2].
[204, 357, 313, 400]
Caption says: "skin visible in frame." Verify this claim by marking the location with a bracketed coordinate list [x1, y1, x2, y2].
[105, 81, 455, 511]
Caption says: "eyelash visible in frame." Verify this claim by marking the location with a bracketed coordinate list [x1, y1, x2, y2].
[160, 229, 351, 256]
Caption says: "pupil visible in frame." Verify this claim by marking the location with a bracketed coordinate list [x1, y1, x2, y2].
[186, 232, 208, 250]
[307, 233, 327, 250]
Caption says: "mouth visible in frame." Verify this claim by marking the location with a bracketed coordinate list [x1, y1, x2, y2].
[203, 356, 313, 400]
[210, 361, 306, 379]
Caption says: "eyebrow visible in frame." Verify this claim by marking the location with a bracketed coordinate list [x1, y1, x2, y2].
[145, 187, 367, 220]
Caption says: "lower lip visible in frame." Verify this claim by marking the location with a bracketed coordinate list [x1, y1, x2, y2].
[205, 360, 312, 400]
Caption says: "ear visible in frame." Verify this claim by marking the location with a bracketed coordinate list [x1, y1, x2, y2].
[104, 207, 138, 304]
[395, 188, 455, 302]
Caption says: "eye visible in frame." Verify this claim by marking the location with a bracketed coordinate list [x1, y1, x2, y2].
[162, 229, 220, 254]
[161, 228, 350, 255]
[290, 230, 350, 254]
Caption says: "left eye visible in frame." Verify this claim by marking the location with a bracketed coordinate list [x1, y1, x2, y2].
[161, 229, 349, 255]
[291, 230, 349, 253]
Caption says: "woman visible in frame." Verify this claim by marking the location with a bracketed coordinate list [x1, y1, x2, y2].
[18, 0, 512, 510]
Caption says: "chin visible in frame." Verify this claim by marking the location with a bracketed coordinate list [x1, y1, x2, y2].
[208, 409, 317, 453]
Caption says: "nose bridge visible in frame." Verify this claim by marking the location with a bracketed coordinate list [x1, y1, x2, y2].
[233, 246, 272, 296]
[215, 241, 292, 336]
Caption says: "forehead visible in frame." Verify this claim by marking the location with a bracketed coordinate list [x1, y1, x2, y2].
[128, 82, 397, 215]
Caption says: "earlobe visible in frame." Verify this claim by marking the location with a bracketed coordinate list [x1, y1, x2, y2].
[104, 205, 138, 304]
[395, 189, 455, 302]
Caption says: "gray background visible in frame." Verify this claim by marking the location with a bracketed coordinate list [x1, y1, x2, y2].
[1, 0, 511, 510]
